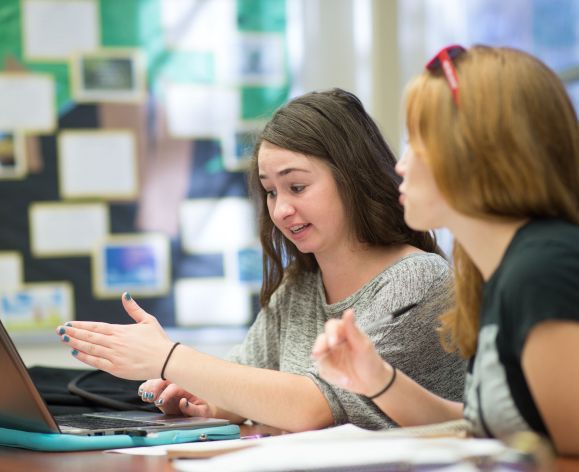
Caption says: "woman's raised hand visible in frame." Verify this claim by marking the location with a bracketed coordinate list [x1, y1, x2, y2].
[55, 293, 174, 381]
[311, 309, 391, 397]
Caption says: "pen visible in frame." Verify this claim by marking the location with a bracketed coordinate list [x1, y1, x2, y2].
[314, 303, 417, 358]
[241, 434, 271, 440]
[361, 302, 418, 334]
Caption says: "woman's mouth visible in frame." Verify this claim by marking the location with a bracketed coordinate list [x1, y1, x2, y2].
[289, 223, 310, 234]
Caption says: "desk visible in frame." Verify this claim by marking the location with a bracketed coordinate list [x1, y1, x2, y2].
[0, 424, 577, 472]
[0, 424, 280, 472]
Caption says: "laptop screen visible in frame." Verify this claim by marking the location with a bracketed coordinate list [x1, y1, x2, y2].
[0, 320, 60, 433]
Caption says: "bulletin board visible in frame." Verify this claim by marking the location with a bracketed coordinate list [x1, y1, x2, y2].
[0, 0, 288, 332]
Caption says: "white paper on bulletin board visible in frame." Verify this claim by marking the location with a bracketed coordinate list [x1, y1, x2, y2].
[161, 0, 236, 52]
[58, 130, 138, 200]
[22, 0, 99, 61]
[0, 252, 23, 291]
[174, 278, 252, 326]
[29, 202, 109, 257]
[180, 198, 256, 253]
[0, 74, 56, 132]
[0, 281, 74, 332]
[165, 84, 240, 138]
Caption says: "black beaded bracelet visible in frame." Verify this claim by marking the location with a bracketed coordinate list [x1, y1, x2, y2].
[161, 342, 181, 381]
[366, 366, 397, 400]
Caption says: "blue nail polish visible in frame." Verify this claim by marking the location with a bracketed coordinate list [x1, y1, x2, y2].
[149, 392, 155, 400]
[63, 335, 70, 342]
[124, 292, 132, 301]
[71, 349, 78, 356]
[58, 327, 65, 335]
[155, 398, 164, 406]
[65, 322, 72, 327]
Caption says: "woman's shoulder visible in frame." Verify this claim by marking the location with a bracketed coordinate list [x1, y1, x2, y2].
[370, 252, 452, 306]
[384, 252, 451, 283]
[267, 271, 319, 305]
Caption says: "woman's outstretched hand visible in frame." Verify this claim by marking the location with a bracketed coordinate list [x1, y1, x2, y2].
[55, 293, 174, 381]
[138, 379, 215, 417]
[311, 309, 391, 397]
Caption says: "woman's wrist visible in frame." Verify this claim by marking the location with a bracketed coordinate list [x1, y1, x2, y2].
[364, 362, 394, 398]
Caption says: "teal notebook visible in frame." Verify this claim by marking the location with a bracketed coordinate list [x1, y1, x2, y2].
[0, 424, 240, 451]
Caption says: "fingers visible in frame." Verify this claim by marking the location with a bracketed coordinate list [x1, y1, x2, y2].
[178, 397, 212, 418]
[57, 329, 114, 361]
[121, 292, 151, 323]
[342, 309, 367, 346]
[56, 321, 114, 336]
[56, 324, 112, 349]
[311, 314, 349, 358]
[138, 379, 170, 403]
[70, 349, 115, 373]
[311, 332, 330, 358]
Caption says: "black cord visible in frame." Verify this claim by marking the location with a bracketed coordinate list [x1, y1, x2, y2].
[67, 371, 152, 411]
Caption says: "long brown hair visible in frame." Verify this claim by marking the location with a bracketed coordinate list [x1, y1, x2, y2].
[249, 88, 440, 307]
[405, 46, 579, 357]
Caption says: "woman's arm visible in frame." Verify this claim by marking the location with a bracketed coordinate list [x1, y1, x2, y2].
[166, 346, 334, 431]
[58, 295, 334, 432]
[522, 320, 579, 456]
[312, 309, 463, 426]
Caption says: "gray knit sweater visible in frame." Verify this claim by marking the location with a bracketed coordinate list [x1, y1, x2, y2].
[229, 253, 465, 429]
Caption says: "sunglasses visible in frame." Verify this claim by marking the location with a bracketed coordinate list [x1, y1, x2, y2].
[425, 45, 466, 107]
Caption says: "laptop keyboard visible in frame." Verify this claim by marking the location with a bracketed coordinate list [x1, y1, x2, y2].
[56, 414, 159, 430]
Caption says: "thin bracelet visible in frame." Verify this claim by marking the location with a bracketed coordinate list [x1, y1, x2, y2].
[161, 342, 181, 381]
[366, 366, 397, 400]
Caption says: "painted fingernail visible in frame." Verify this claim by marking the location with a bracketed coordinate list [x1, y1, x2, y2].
[65, 322, 73, 327]
[63, 335, 70, 342]
[155, 398, 164, 406]
[58, 327, 65, 335]
[138, 388, 143, 395]
[147, 392, 155, 400]
[124, 292, 132, 301]
[71, 349, 78, 356]
[184, 399, 189, 407]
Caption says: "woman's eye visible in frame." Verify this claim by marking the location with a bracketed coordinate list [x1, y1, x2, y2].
[265, 189, 277, 198]
[291, 185, 305, 194]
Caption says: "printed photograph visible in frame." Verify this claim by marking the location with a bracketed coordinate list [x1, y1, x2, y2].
[92, 234, 170, 299]
[0, 282, 74, 332]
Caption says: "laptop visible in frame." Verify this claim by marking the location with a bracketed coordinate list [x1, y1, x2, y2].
[0, 319, 229, 436]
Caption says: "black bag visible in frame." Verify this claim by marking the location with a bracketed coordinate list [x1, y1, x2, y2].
[28, 366, 156, 416]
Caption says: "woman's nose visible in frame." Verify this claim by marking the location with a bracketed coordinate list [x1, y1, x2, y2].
[395, 153, 407, 176]
[272, 197, 295, 221]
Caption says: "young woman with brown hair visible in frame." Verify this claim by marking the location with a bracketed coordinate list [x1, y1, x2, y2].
[56, 89, 464, 432]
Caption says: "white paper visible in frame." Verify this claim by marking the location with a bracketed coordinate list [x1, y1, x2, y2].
[29, 202, 109, 256]
[0, 74, 55, 132]
[0, 252, 23, 290]
[165, 84, 240, 138]
[58, 130, 138, 200]
[23, 0, 99, 60]
[172, 436, 507, 472]
[174, 278, 252, 325]
[107, 438, 252, 456]
[161, 0, 236, 52]
[180, 198, 256, 253]
[216, 33, 286, 86]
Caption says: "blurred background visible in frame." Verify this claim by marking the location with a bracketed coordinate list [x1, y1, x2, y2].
[1, 0, 578, 366]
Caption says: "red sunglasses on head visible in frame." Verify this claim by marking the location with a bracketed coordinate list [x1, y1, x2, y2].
[425, 45, 466, 107]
